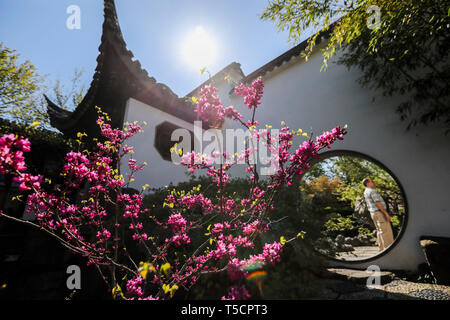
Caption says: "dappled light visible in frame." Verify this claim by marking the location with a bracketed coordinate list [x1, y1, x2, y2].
[300, 153, 406, 261]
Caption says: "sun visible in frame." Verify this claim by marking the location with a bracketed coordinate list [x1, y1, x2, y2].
[181, 26, 217, 70]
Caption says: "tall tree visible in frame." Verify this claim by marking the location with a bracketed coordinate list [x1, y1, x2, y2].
[48, 68, 86, 112]
[261, 0, 450, 133]
[0, 43, 86, 129]
[329, 156, 403, 213]
[0, 42, 45, 125]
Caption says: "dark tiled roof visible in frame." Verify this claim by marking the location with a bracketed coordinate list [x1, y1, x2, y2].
[46, 0, 197, 136]
[185, 62, 245, 98]
[239, 30, 332, 85]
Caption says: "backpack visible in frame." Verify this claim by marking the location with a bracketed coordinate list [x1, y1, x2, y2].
[354, 196, 373, 226]
[354, 197, 369, 217]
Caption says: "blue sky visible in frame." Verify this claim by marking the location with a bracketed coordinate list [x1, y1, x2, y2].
[0, 0, 301, 98]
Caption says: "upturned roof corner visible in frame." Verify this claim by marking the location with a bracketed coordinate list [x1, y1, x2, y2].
[46, 0, 197, 137]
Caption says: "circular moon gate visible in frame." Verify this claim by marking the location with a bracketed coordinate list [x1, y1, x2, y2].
[298, 150, 408, 263]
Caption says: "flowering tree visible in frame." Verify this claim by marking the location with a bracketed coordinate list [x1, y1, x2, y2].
[0, 79, 346, 300]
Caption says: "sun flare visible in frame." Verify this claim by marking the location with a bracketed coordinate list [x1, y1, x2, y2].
[181, 26, 217, 70]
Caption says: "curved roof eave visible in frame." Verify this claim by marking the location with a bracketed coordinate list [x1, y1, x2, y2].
[46, 0, 196, 132]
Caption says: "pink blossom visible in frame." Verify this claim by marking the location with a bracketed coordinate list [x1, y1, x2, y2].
[234, 78, 264, 110]
[126, 276, 144, 296]
[221, 285, 251, 300]
[167, 214, 187, 233]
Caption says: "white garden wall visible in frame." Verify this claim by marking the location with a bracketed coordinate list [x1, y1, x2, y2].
[225, 47, 450, 272]
[121, 44, 450, 272]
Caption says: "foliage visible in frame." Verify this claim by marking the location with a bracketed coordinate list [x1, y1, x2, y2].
[145, 177, 328, 299]
[296, 174, 355, 255]
[358, 226, 372, 235]
[0, 42, 46, 126]
[301, 175, 341, 194]
[0, 42, 86, 129]
[300, 174, 354, 227]
[48, 68, 86, 112]
[0, 118, 74, 178]
[0, 79, 347, 300]
[323, 212, 355, 233]
[391, 215, 402, 237]
[329, 155, 404, 216]
[261, 0, 450, 133]
[298, 155, 405, 251]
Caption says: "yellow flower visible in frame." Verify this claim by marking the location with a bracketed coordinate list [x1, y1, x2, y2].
[161, 262, 171, 276]
[297, 231, 306, 239]
[162, 284, 179, 298]
[138, 262, 155, 279]
[164, 203, 174, 208]
[112, 284, 124, 299]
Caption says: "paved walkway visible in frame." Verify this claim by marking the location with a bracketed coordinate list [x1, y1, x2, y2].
[320, 268, 450, 300]
[335, 246, 380, 261]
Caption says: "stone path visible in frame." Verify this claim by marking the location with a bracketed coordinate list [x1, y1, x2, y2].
[381, 280, 450, 300]
[317, 268, 450, 300]
[335, 246, 380, 261]
[327, 268, 394, 284]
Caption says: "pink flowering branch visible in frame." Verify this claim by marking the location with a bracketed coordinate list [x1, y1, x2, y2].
[0, 79, 347, 300]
